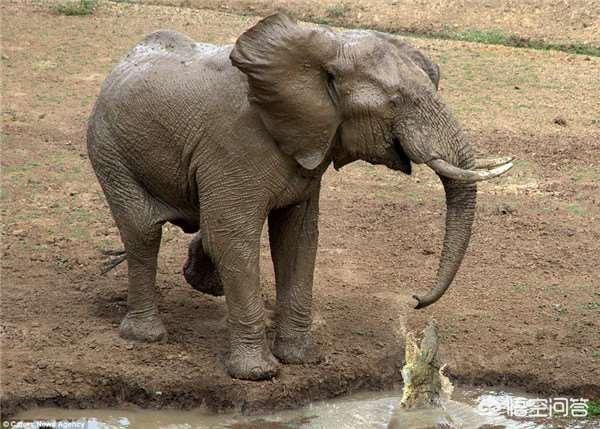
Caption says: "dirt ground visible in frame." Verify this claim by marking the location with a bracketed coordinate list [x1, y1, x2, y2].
[2, 0, 599, 421]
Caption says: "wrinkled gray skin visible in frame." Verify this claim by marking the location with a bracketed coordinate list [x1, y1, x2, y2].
[88, 14, 511, 381]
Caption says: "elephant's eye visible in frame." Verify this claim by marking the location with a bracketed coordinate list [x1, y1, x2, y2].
[326, 70, 336, 86]
[325, 70, 338, 104]
[390, 95, 403, 108]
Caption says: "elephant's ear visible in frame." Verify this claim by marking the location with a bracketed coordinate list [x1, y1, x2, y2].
[374, 32, 440, 90]
[230, 14, 340, 170]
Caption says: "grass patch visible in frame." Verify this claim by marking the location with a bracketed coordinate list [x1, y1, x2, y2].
[423, 27, 600, 57]
[81, 95, 93, 107]
[587, 400, 600, 417]
[36, 94, 64, 104]
[511, 283, 529, 293]
[541, 283, 560, 292]
[566, 204, 586, 217]
[443, 28, 510, 45]
[554, 305, 568, 315]
[405, 191, 422, 203]
[305, 14, 600, 56]
[325, 3, 349, 18]
[585, 302, 600, 311]
[54, 0, 97, 16]
[3, 162, 41, 174]
[572, 167, 600, 183]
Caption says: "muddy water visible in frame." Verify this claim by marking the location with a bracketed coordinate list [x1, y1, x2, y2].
[15, 387, 595, 428]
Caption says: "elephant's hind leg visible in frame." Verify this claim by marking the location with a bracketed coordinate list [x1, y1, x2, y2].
[118, 223, 166, 342]
[182, 233, 224, 296]
[102, 182, 167, 343]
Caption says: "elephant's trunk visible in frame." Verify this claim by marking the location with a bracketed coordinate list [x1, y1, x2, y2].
[393, 99, 510, 309]
[415, 130, 477, 309]
[415, 176, 476, 308]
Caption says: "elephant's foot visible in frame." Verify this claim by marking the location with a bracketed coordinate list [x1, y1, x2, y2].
[273, 332, 322, 364]
[225, 344, 280, 380]
[119, 311, 167, 342]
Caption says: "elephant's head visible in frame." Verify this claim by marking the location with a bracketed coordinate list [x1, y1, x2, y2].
[231, 14, 513, 309]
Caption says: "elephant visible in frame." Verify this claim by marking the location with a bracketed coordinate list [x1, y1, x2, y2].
[87, 14, 513, 381]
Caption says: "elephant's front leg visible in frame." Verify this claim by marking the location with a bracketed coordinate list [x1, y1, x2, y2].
[201, 205, 279, 380]
[269, 187, 320, 364]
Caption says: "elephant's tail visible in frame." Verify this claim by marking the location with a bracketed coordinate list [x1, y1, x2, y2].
[100, 249, 127, 274]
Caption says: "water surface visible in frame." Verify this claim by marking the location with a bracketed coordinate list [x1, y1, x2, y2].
[14, 387, 596, 428]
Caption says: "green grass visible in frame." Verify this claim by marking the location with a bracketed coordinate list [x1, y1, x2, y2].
[308, 13, 600, 56]
[566, 204, 586, 217]
[572, 167, 600, 183]
[417, 27, 600, 57]
[587, 400, 600, 417]
[54, 0, 97, 16]
[442, 28, 510, 45]
[511, 283, 529, 293]
[325, 3, 349, 18]
[81, 95, 93, 107]
[3, 162, 41, 174]
[405, 191, 421, 203]
[541, 283, 560, 292]
[71, 225, 91, 241]
[36, 94, 64, 104]
[585, 302, 600, 311]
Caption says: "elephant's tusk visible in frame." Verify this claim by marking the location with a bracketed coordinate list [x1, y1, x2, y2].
[473, 156, 514, 170]
[426, 158, 513, 182]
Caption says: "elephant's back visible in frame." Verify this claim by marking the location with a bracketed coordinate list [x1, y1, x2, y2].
[87, 30, 246, 217]
[89, 29, 246, 159]
[98, 30, 237, 106]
